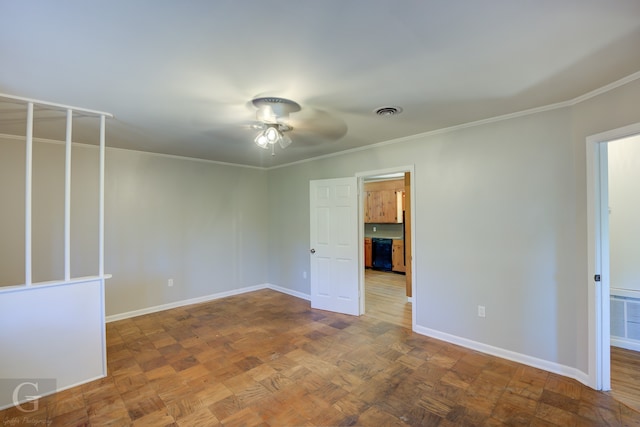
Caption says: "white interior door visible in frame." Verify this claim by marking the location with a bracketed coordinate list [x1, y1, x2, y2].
[310, 177, 359, 315]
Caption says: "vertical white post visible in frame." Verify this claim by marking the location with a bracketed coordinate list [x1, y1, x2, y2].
[598, 142, 611, 390]
[64, 109, 72, 281]
[25, 102, 33, 286]
[99, 115, 105, 277]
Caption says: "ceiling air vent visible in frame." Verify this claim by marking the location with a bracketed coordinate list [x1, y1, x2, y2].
[374, 106, 403, 117]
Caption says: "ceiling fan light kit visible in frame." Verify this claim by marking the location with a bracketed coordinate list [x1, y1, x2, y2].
[251, 97, 300, 156]
[253, 123, 293, 152]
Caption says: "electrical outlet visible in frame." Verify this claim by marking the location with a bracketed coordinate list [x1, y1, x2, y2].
[373, 226, 377, 232]
[303, 271, 307, 279]
[168, 278, 174, 287]
[478, 305, 485, 318]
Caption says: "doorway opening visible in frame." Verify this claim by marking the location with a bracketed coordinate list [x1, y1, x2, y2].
[587, 124, 640, 411]
[357, 166, 415, 330]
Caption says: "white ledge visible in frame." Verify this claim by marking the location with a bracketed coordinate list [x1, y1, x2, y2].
[0, 274, 112, 294]
[610, 288, 640, 299]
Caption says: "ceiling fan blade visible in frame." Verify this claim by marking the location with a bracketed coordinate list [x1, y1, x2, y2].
[288, 108, 348, 141]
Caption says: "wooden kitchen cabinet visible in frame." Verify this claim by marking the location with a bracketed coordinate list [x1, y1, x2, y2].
[392, 239, 405, 273]
[365, 190, 397, 223]
[364, 180, 405, 223]
[364, 238, 372, 268]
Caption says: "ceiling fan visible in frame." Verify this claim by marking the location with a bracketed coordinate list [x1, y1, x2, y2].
[248, 96, 348, 156]
[250, 97, 300, 155]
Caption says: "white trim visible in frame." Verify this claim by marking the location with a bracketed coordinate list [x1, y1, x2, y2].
[611, 288, 640, 299]
[356, 166, 414, 180]
[611, 338, 640, 352]
[267, 284, 310, 301]
[0, 133, 266, 171]
[268, 71, 640, 171]
[105, 284, 310, 322]
[0, 274, 112, 295]
[413, 325, 591, 387]
[268, 103, 570, 171]
[105, 145, 266, 170]
[106, 284, 269, 322]
[571, 70, 640, 105]
[24, 103, 33, 286]
[586, 131, 600, 389]
[0, 92, 113, 118]
[64, 109, 72, 281]
[99, 115, 106, 276]
[587, 133, 611, 391]
[100, 277, 108, 379]
[587, 122, 640, 149]
[598, 142, 612, 391]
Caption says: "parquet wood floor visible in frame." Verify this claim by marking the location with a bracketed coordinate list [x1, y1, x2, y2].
[367, 268, 640, 420]
[1, 289, 639, 426]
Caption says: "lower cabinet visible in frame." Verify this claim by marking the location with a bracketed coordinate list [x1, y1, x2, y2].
[365, 237, 404, 272]
[392, 239, 405, 273]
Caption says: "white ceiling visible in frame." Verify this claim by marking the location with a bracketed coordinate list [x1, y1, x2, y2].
[2, 1, 640, 168]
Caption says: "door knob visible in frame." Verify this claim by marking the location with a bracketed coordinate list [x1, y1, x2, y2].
[310, 248, 316, 254]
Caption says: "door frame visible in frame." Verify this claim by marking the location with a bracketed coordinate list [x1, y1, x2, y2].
[587, 122, 640, 390]
[356, 165, 416, 329]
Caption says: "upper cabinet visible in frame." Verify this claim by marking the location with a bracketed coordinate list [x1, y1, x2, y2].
[364, 179, 405, 223]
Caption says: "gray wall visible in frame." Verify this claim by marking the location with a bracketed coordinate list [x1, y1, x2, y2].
[0, 137, 25, 286]
[267, 78, 640, 373]
[104, 149, 269, 316]
[0, 139, 269, 316]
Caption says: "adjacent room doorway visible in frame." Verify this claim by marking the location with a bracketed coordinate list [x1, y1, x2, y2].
[587, 123, 640, 407]
[357, 166, 415, 330]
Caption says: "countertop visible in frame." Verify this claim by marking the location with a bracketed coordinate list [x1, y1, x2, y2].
[364, 233, 403, 240]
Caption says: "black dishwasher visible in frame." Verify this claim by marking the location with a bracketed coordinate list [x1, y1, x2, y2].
[372, 238, 392, 271]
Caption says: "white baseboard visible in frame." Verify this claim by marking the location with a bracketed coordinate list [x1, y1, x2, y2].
[413, 325, 591, 388]
[266, 284, 310, 301]
[611, 337, 640, 352]
[106, 283, 311, 323]
[106, 284, 269, 322]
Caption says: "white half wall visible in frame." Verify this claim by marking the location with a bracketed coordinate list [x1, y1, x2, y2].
[0, 279, 106, 410]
